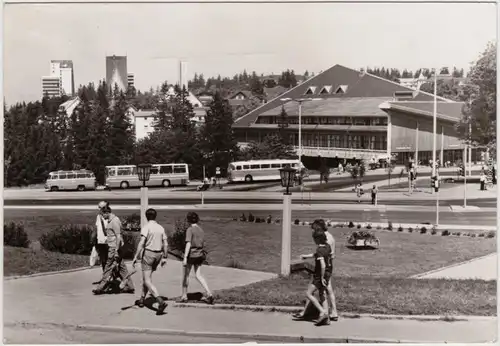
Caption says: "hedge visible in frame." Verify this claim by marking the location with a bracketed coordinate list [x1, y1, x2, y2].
[4, 221, 30, 248]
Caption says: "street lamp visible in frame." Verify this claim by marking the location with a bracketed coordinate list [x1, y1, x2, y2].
[136, 163, 152, 227]
[431, 69, 440, 227]
[280, 98, 322, 164]
[279, 165, 296, 276]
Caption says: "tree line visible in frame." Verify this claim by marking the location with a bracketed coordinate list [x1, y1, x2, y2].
[4, 82, 296, 187]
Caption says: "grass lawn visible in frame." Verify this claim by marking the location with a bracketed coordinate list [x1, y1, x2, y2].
[213, 272, 497, 316]
[4, 246, 89, 277]
[4, 210, 496, 276]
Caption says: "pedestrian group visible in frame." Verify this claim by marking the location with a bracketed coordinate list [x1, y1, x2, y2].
[91, 202, 213, 315]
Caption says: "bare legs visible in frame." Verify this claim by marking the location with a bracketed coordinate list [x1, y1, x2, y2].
[305, 284, 328, 317]
[181, 263, 212, 300]
[326, 281, 338, 318]
[141, 269, 159, 299]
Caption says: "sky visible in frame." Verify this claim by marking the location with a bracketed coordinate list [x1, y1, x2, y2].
[3, 1, 497, 104]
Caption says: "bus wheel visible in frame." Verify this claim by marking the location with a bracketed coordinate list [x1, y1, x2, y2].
[50, 186, 59, 192]
[77, 185, 85, 192]
[120, 181, 129, 189]
[244, 175, 253, 183]
[162, 180, 171, 188]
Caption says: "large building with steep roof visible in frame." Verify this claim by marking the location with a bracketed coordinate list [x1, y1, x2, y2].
[233, 64, 474, 166]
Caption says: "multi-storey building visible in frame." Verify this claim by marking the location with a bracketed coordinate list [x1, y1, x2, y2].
[42, 60, 75, 98]
[233, 64, 475, 167]
[106, 55, 128, 92]
[128, 73, 135, 89]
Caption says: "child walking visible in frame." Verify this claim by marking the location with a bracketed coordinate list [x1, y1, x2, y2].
[179, 212, 214, 304]
[293, 228, 333, 326]
[132, 208, 168, 315]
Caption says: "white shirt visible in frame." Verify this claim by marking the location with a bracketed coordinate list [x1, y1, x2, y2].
[325, 231, 335, 258]
[95, 215, 108, 244]
[141, 220, 167, 252]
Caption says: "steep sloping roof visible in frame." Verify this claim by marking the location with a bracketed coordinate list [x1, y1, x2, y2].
[233, 64, 453, 128]
[261, 97, 389, 117]
[227, 90, 253, 100]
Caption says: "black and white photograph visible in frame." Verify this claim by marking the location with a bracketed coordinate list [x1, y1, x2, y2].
[2, 0, 498, 343]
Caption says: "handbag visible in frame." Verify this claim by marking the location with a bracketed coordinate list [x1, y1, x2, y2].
[89, 246, 99, 266]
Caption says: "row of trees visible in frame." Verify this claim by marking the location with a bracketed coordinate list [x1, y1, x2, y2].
[366, 66, 465, 82]
[4, 82, 296, 187]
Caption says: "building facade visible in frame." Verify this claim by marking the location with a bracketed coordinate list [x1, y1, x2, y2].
[233, 65, 473, 167]
[42, 60, 75, 98]
[128, 73, 135, 89]
[106, 55, 128, 92]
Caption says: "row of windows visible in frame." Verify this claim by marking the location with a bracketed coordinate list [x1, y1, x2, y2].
[257, 116, 388, 126]
[49, 172, 94, 180]
[293, 133, 387, 150]
[107, 165, 187, 177]
[232, 162, 299, 170]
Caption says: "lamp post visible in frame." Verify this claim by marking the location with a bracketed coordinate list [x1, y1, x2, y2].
[280, 98, 322, 164]
[136, 163, 152, 228]
[279, 165, 296, 276]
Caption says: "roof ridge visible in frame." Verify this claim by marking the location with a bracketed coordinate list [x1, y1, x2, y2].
[233, 65, 339, 124]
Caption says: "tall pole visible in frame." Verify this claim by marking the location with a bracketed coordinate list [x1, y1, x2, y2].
[281, 193, 292, 276]
[432, 69, 437, 194]
[468, 122, 472, 176]
[298, 101, 302, 164]
[464, 146, 467, 208]
[140, 182, 148, 228]
[415, 121, 419, 168]
[440, 126, 444, 166]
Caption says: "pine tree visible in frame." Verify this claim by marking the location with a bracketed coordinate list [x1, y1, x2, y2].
[278, 106, 289, 144]
[108, 91, 135, 165]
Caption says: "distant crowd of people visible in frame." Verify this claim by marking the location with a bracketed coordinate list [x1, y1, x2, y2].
[91, 202, 213, 315]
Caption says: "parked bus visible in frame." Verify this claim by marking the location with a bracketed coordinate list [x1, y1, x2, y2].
[227, 159, 304, 183]
[45, 170, 97, 192]
[105, 163, 190, 189]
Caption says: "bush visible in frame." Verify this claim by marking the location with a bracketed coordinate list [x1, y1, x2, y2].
[357, 224, 362, 229]
[123, 213, 141, 232]
[294, 219, 300, 225]
[376, 225, 382, 230]
[4, 221, 30, 248]
[420, 227, 427, 234]
[239, 213, 247, 222]
[387, 221, 393, 231]
[248, 213, 255, 222]
[255, 217, 261, 223]
[398, 225, 403, 232]
[348, 221, 355, 228]
[408, 227, 413, 233]
[487, 231, 495, 238]
[366, 224, 372, 230]
[442, 230, 450, 236]
[168, 219, 190, 254]
[40, 224, 93, 255]
[471, 234, 477, 238]
[120, 231, 140, 259]
[275, 218, 281, 224]
[431, 230, 437, 235]
[479, 233, 485, 237]
[457, 232, 462, 236]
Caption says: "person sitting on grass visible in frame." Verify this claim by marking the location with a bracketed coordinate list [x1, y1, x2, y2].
[293, 228, 333, 326]
[179, 212, 214, 305]
[132, 208, 168, 315]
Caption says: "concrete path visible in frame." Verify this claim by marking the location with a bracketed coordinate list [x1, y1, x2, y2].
[415, 253, 498, 281]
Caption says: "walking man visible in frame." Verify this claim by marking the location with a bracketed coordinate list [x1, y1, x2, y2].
[132, 208, 168, 314]
[93, 206, 135, 295]
[371, 185, 378, 205]
[95, 201, 110, 271]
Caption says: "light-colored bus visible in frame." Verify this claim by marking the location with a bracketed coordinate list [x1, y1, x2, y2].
[45, 170, 97, 192]
[227, 159, 304, 183]
[105, 163, 190, 189]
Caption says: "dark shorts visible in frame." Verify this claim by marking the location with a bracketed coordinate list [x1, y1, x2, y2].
[142, 250, 163, 271]
[312, 271, 332, 290]
[187, 256, 205, 266]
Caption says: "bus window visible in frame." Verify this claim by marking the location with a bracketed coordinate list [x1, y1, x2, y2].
[160, 165, 173, 174]
[107, 168, 116, 177]
[67, 173, 76, 179]
[229, 164, 235, 170]
[271, 163, 280, 168]
[58, 173, 67, 179]
[236, 166, 242, 170]
[250, 164, 260, 169]
[261, 164, 270, 169]
[117, 167, 132, 176]
[243, 165, 249, 169]
[76, 173, 86, 179]
[151, 167, 159, 175]
[174, 165, 186, 174]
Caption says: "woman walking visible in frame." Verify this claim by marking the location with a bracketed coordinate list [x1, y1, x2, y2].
[179, 212, 214, 304]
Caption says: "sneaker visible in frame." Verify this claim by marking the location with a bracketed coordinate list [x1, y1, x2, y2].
[157, 301, 168, 315]
[201, 295, 214, 305]
[329, 315, 339, 322]
[314, 314, 330, 326]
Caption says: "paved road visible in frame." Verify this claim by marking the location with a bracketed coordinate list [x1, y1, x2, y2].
[3, 324, 273, 344]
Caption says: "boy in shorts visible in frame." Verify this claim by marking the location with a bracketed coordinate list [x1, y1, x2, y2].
[294, 228, 332, 326]
[132, 208, 168, 314]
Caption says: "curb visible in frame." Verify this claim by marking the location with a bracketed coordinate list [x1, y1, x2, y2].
[1, 321, 426, 343]
[170, 302, 495, 322]
[410, 253, 498, 279]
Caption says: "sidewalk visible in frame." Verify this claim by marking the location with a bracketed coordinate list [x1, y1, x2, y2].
[4, 260, 497, 343]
